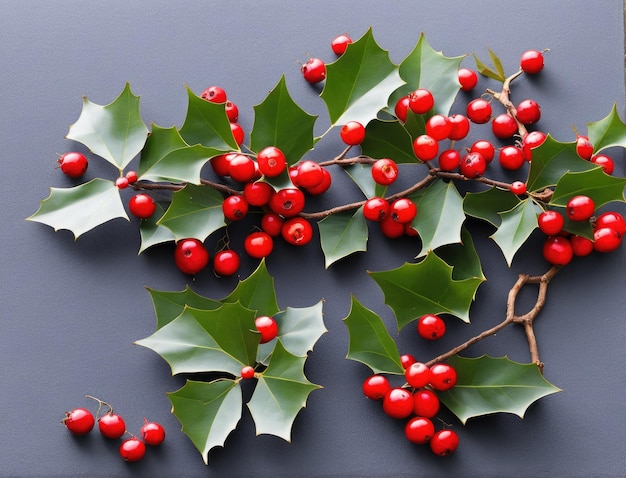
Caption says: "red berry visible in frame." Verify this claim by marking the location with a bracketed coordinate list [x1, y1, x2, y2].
[99, 412, 126, 439]
[400, 353, 417, 369]
[230, 122, 245, 145]
[520, 50, 544, 74]
[331, 34, 352, 55]
[566, 195, 595, 222]
[244, 181, 274, 207]
[241, 366, 256, 379]
[595, 211, 626, 235]
[281, 217, 313, 246]
[413, 389, 440, 418]
[394, 96, 410, 122]
[244, 231, 273, 259]
[570, 235, 594, 257]
[542, 236, 573, 266]
[213, 250, 240, 276]
[417, 314, 446, 340]
[390, 198, 417, 224]
[255, 316, 278, 343]
[447, 114, 470, 141]
[429, 363, 457, 391]
[516, 99, 541, 124]
[591, 154, 614, 175]
[458, 68, 478, 91]
[301, 58, 326, 83]
[425, 114, 452, 141]
[261, 212, 284, 237]
[405, 416, 435, 445]
[413, 135, 439, 162]
[408, 88, 434, 114]
[498, 146, 525, 171]
[201, 86, 227, 103]
[119, 437, 146, 462]
[362, 374, 391, 400]
[296, 161, 324, 189]
[63, 408, 95, 435]
[470, 140, 495, 163]
[363, 197, 390, 222]
[382, 388, 414, 419]
[371, 158, 399, 186]
[522, 131, 547, 161]
[340, 121, 366, 145]
[140, 419, 166, 446]
[593, 227, 622, 253]
[575, 135, 594, 160]
[438, 149, 461, 172]
[269, 188, 306, 218]
[225, 101, 239, 122]
[58, 152, 89, 178]
[304, 167, 332, 195]
[405, 362, 431, 389]
[380, 215, 405, 238]
[211, 153, 233, 177]
[491, 113, 518, 139]
[222, 194, 248, 221]
[115, 176, 129, 189]
[466, 98, 492, 124]
[257, 146, 287, 178]
[174, 239, 209, 275]
[125, 170, 138, 184]
[228, 154, 256, 183]
[430, 429, 459, 456]
[129, 194, 156, 219]
[460, 152, 487, 178]
[538, 210, 565, 235]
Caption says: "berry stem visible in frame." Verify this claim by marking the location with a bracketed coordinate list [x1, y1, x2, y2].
[486, 68, 528, 137]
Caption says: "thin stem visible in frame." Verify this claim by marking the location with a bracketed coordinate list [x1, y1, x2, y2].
[486, 68, 528, 137]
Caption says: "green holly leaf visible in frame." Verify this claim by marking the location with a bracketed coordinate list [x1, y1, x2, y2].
[146, 286, 221, 330]
[463, 187, 521, 227]
[250, 76, 317, 164]
[491, 199, 543, 266]
[168, 379, 242, 465]
[318, 208, 368, 268]
[158, 183, 226, 242]
[321, 27, 404, 126]
[369, 251, 484, 329]
[472, 50, 507, 82]
[550, 168, 626, 209]
[178, 86, 239, 150]
[436, 227, 486, 281]
[138, 202, 175, 253]
[587, 103, 626, 153]
[410, 179, 465, 257]
[526, 135, 595, 193]
[222, 259, 280, 317]
[247, 341, 322, 442]
[343, 295, 404, 375]
[390, 33, 465, 116]
[66, 83, 148, 171]
[27, 178, 128, 239]
[438, 355, 561, 424]
[360, 119, 418, 164]
[138, 125, 221, 184]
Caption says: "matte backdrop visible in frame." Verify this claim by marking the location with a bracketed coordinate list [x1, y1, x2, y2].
[1, 1, 625, 477]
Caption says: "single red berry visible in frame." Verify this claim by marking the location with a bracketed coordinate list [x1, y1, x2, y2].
[261, 212, 284, 237]
[58, 152, 89, 178]
[470, 140, 495, 163]
[401, 353, 417, 369]
[241, 366, 256, 379]
[570, 235, 594, 257]
[538, 210, 565, 235]
[129, 194, 156, 219]
[390, 198, 417, 224]
[413, 135, 438, 162]
[408, 88, 434, 115]
[255, 316, 279, 343]
[115, 176, 129, 189]
[222, 194, 248, 221]
[593, 227, 623, 253]
[281, 217, 313, 246]
[404, 223, 419, 237]
[125, 170, 138, 184]
[243, 181, 274, 207]
[201, 86, 227, 103]
[174, 239, 209, 275]
[460, 152, 487, 178]
[458, 68, 478, 91]
[331, 34, 352, 55]
[405, 416, 435, 445]
[491, 113, 518, 139]
[429, 363, 457, 391]
[296, 160, 324, 189]
[575, 135, 594, 160]
[542, 236, 574, 266]
[425, 114, 452, 141]
[520, 50, 544, 74]
[301, 58, 326, 83]
[394, 96, 410, 122]
[498, 146, 525, 171]
[140, 419, 166, 446]
[521, 131, 547, 161]
[257, 146, 287, 178]
[230, 122, 245, 145]
[99, 412, 126, 440]
[269, 188, 306, 217]
[225, 101, 239, 122]
[363, 197, 390, 222]
[510, 181, 527, 195]
[213, 250, 240, 276]
[438, 149, 461, 172]
[244, 231, 273, 259]
[371, 158, 399, 186]
[413, 389, 440, 418]
[211, 153, 233, 177]
[380, 215, 405, 238]
[590, 154, 614, 175]
[516, 99, 541, 124]
[417, 314, 446, 340]
[382, 388, 414, 419]
[63, 408, 95, 435]
[362, 374, 391, 400]
[119, 437, 146, 462]
[304, 167, 332, 195]
[228, 154, 256, 183]
[595, 211, 626, 235]
[430, 429, 459, 456]
[340, 121, 366, 145]
[405, 362, 431, 389]
[466, 98, 492, 124]
[566, 195, 595, 222]
[447, 114, 470, 141]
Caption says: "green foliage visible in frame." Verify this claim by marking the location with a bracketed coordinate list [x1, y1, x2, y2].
[318, 208, 368, 268]
[587, 103, 626, 152]
[491, 200, 543, 266]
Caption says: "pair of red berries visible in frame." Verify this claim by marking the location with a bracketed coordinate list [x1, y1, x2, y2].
[174, 239, 243, 277]
[62, 396, 165, 463]
[300, 33, 354, 84]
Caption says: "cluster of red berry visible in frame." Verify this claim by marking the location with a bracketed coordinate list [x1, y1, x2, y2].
[61, 395, 165, 463]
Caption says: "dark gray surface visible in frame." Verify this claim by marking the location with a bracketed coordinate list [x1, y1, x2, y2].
[1, 1, 625, 476]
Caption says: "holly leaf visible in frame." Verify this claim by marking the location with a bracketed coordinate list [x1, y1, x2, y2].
[463, 187, 521, 227]
[410, 179, 465, 257]
[550, 168, 626, 209]
[146, 285, 221, 330]
[168, 379, 242, 465]
[158, 183, 226, 242]
[321, 27, 404, 126]
[369, 251, 484, 329]
[138, 124, 221, 184]
[587, 103, 626, 153]
[138, 202, 175, 253]
[250, 76, 317, 164]
[247, 341, 322, 442]
[222, 259, 280, 317]
[436, 226, 486, 281]
[343, 295, 404, 375]
[343, 163, 385, 199]
[437, 355, 561, 424]
[360, 119, 419, 164]
[318, 208, 368, 268]
[178, 86, 239, 151]
[27, 178, 128, 239]
[66, 83, 148, 171]
[491, 199, 543, 266]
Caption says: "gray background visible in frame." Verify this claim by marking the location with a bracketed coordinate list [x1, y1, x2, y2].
[1, 1, 625, 477]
